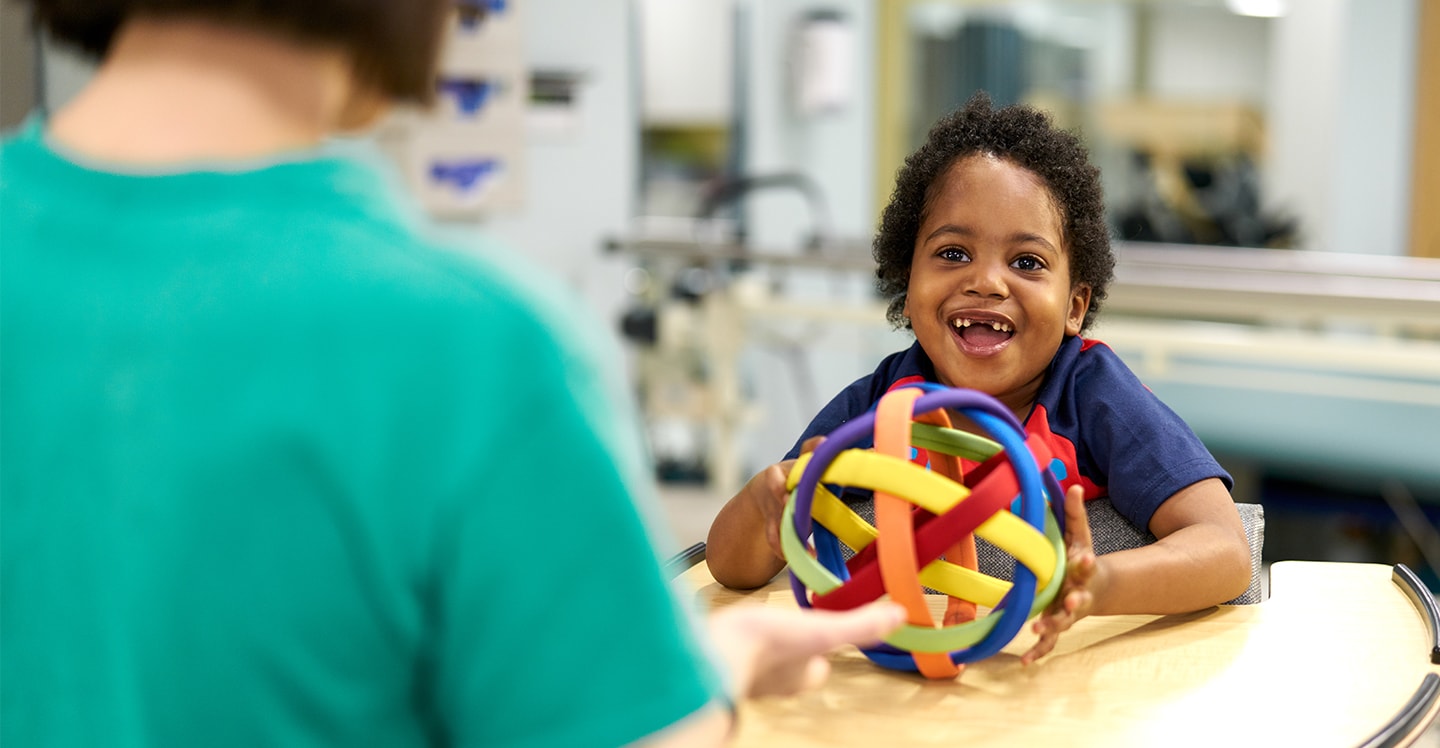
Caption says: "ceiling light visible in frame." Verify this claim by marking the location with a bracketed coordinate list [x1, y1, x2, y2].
[1226, 0, 1287, 18]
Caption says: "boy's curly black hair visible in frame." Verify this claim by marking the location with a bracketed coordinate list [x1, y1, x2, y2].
[874, 91, 1114, 333]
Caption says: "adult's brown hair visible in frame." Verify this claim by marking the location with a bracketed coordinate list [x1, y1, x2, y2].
[23, 0, 450, 104]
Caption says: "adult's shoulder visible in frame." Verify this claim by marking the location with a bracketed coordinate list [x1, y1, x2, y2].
[318, 223, 568, 351]
[420, 233, 605, 364]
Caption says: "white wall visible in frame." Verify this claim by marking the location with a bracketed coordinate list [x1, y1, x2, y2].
[1266, 0, 1417, 254]
[37, 33, 94, 111]
[27, 0, 1424, 307]
[1075, 3, 1136, 100]
[1149, 5, 1270, 106]
[737, 0, 876, 250]
[475, 0, 638, 326]
[1328, 0, 1416, 256]
[1, 3, 38, 129]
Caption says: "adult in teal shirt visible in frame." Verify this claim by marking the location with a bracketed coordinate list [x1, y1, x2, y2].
[0, 3, 902, 746]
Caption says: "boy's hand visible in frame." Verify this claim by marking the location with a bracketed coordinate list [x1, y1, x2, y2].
[707, 437, 825, 589]
[744, 461, 794, 562]
[751, 436, 824, 561]
[1020, 484, 1105, 665]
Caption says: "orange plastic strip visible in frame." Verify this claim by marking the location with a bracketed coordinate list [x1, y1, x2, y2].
[874, 389, 960, 679]
[909, 408, 980, 629]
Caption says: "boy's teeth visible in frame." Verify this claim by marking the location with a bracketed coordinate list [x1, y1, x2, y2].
[953, 318, 1013, 333]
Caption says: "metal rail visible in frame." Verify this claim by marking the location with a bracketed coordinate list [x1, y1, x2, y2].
[607, 236, 1440, 332]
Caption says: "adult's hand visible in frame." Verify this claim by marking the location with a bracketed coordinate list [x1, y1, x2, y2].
[707, 600, 905, 698]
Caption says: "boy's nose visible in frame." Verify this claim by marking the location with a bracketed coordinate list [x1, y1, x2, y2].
[962, 262, 1008, 299]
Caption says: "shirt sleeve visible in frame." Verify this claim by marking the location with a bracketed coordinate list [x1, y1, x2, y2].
[1072, 346, 1233, 530]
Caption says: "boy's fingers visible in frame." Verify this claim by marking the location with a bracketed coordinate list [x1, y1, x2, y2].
[1065, 550, 1096, 584]
[765, 525, 784, 559]
[1021, 633, 1057, 665]
[764, 477, 789, 559]
[1064, 485, 1090, 542]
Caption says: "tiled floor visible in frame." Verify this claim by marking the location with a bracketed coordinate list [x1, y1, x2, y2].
[654, 484, 1440, 747]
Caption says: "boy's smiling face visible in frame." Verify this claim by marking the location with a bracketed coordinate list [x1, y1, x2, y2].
[903, 154, 1091, 418]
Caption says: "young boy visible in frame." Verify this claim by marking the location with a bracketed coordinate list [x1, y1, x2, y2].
[706, 92, 1252, 664]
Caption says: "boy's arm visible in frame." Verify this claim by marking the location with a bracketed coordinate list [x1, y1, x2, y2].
[1093, 477, 1252, 614]
[708, 435, 827, 589]
[707, 368, 889, 589]
[705, 461, 793, 589]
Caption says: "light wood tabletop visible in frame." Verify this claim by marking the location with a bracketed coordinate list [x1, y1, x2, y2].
[677, 559, 1440, 747]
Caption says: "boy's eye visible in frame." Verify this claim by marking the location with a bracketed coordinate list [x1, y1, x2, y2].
[939, 247, 969, 262]
[1011, 255, 1044, 271]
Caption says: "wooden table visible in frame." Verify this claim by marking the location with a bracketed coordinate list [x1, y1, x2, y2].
[678, 560, 1440, 747]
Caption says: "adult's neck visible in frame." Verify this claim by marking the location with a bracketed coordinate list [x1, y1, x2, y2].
[46, 17, 369, 166]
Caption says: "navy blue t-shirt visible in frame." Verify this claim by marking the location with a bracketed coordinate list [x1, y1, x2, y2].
[785, 335, 1232, 532]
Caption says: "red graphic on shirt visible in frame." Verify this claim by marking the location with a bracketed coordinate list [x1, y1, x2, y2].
[1024, 405, 1106, 501]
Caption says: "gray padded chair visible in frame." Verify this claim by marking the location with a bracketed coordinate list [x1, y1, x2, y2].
[840, 496, 1266, 605]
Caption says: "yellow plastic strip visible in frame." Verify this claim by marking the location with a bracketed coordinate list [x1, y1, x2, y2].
[811, 486, 877, 551]
[916, 558, 1010, 607]
[818, 450, 968, 516]
[972, 513, 1057, 589]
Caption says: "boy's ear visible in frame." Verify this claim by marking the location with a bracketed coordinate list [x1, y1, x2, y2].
[1065, 284, 1092, 336]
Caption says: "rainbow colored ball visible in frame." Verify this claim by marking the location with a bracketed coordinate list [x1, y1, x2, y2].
[781, 383, 1067, 679]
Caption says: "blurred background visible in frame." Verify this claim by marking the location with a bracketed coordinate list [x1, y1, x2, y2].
[4, 0, 1437, 591]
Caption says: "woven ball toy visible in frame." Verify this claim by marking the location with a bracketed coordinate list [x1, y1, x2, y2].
[780, 383, 1068, 679]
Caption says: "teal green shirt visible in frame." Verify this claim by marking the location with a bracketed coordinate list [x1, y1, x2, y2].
[1, 119, 722, 747]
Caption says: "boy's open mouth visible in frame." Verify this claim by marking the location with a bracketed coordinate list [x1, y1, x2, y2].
[950, 315, 1014, 353]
